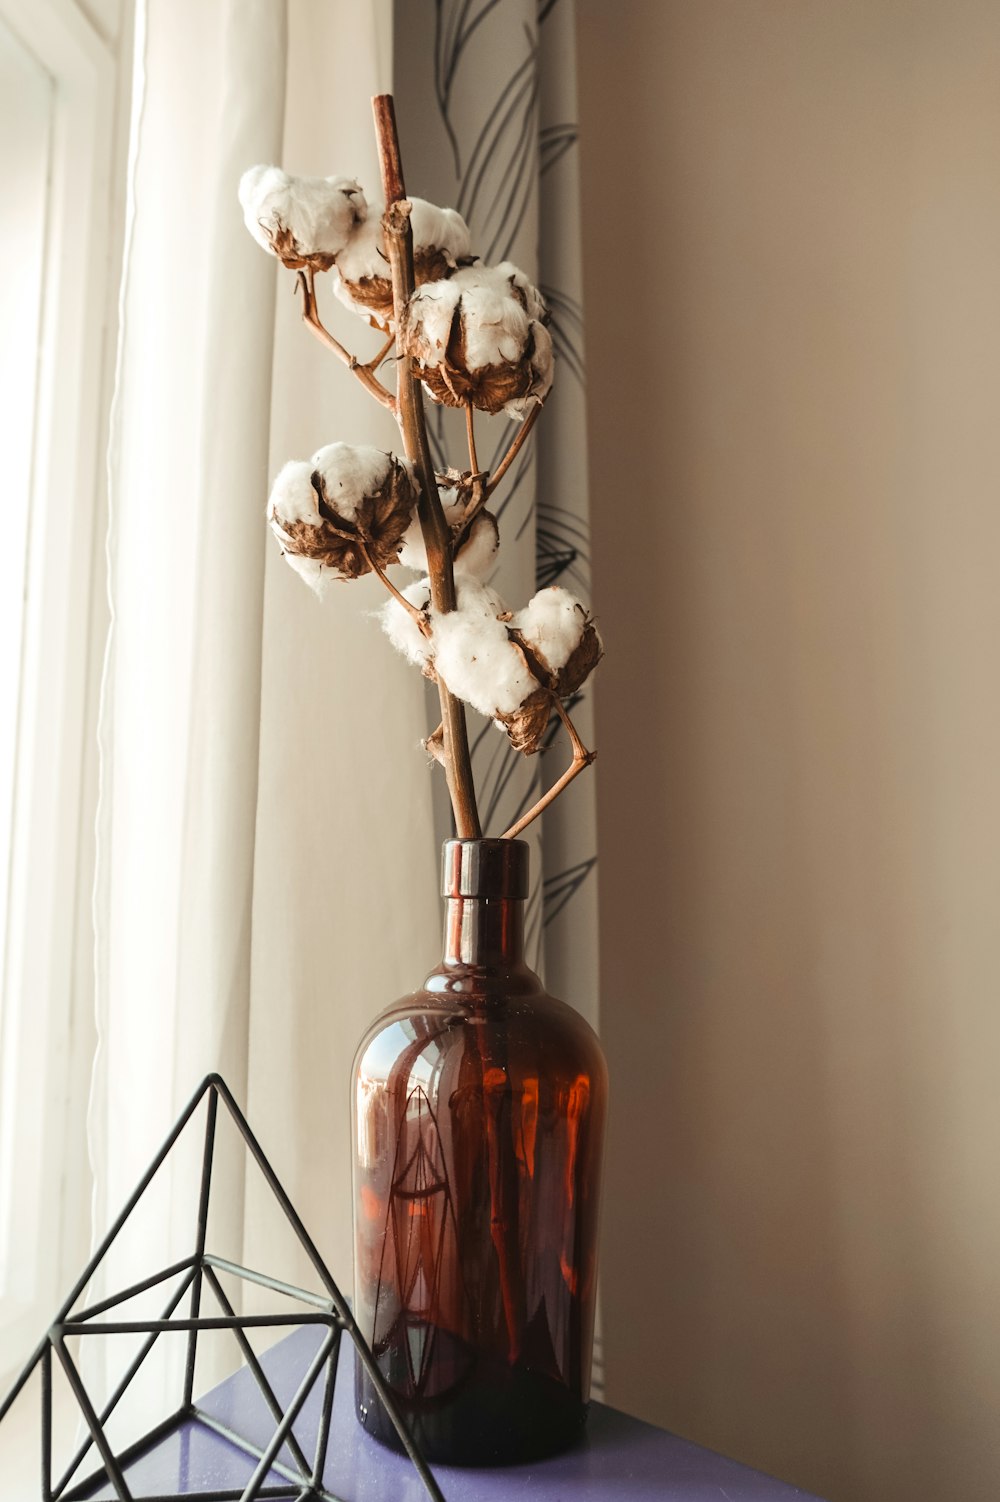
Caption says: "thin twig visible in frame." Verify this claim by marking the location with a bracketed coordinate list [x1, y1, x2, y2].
[296, 269, 397, 413]
[502, 697, 596, 840]
[553, 694, 590, 759]
[465, 402, 479, 475]
[357, 538, 430, 632]
[486, 400, 541, 496]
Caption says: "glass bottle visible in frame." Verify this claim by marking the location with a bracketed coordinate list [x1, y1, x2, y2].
[351, 837, 608, 1466]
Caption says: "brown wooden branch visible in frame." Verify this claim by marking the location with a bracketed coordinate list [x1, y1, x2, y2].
[465, 402, 480, 476]
[502, 697, 596, 840]
[356, 538, 430, 633]
[296, 269, 396, 413]
[485, 400, 542, 497]
[373, 93, 481, 839]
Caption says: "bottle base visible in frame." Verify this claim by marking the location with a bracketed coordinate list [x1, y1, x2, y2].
[355, 1342, 588, 1467]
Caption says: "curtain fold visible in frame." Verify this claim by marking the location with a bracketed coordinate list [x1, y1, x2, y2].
[241, 0, 432, 1304]
[89, 0, 288, 1399]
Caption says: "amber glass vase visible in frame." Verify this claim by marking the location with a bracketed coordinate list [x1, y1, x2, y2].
[351, 837, 608, 1466]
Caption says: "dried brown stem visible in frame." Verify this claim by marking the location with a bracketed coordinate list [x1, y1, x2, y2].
[465, 402, 480, 477]
[357, 538, 429, 632]
[373, 93, 481, 839]
[486, 400, 541, 497]
[296, 269, 396, 413]
[502, 698, 596, 841]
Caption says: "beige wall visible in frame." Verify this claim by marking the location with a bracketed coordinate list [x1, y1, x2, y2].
[577, 3, 1000, 1499]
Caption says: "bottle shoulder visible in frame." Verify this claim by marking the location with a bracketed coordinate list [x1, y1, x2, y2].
[352, 967, 606, 1087]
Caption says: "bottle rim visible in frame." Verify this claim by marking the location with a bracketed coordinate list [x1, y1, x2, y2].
[441, 838, 529, 899]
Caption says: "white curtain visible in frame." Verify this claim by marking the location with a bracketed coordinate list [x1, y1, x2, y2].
[90, 0, 595, 1400]
[89, 0, 413, 1391]
[89, 0, 289, 1405]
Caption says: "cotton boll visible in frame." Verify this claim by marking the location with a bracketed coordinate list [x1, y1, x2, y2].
[309, 442, 408, 525]
[512, 585, 605, 696]
[403, 261, 553, 417]
[453, 511, 500, 580]
[410, 199, 472, 267]
[267, 444, 416, 584]
[432, 589, 536, 717]
[238, 165, 366, 270]
[381, 578, 433, 669]
[511, 586, 587, 672]
[334, 198, 472, 327]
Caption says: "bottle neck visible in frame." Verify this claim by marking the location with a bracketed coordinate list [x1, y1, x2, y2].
[442, 895, 526, 968]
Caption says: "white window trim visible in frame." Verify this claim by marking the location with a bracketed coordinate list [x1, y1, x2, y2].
[0, 0, 128, 1380]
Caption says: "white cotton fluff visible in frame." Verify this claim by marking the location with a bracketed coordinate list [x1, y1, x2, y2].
[335, 198, 470, 287]
[432, 584, 537, 717]
[381, 577, 533, 717]
[266, 459, 327, 593]
[239, 165, 366, 261]
[267, 445, 414, 595]
[406, 261, 553, 417]
[267, 458, 318, 529]
[453, 511, 500, 579]
[510, 586, 588, 672]
[306, 442, 400, 518]
[381, 578, 434, 668]
[397, 488, 464, 571]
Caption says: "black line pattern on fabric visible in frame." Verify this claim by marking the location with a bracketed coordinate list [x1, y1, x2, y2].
[540, 123, 578, 176]
[469, 713, 541, 832]
[421, 0, 597, 942]
[540, 285, 585, 386]
[494, 450, 533, 522]
[435, 0, 507, 176]
[456, 50, 535, 220]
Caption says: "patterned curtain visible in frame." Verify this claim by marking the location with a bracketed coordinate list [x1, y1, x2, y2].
[394, 0, 600, 1032]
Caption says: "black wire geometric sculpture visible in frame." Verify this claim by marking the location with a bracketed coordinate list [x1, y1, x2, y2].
[0, 1074, 445, 1501]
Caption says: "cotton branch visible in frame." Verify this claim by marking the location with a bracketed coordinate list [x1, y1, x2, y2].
[373, 93, 481, 840]
[296, 268, 397, 413]
[502, 698, 596, 841]
[357, 538, 430, 632]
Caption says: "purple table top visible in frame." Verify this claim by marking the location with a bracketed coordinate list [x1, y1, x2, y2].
[79, 1327, 825, 1501]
